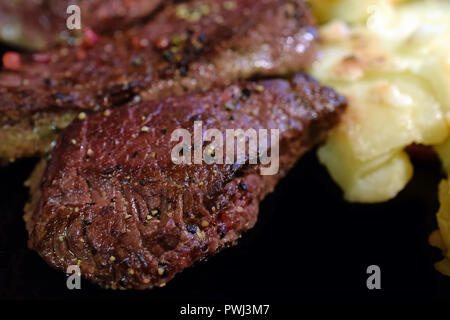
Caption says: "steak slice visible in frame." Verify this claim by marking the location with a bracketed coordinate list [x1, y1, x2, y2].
[0, 0, 164, 50]
[25, 74, 347, 289]
[0, 0, 318, 161]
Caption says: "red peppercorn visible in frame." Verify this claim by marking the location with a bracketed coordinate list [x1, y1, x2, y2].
[153, 36, 170, 50]
[82, 28, 99, 48]
[132, 37, 149, 49]
[221, 92, 231, 103]
[2, 52, 21, 71]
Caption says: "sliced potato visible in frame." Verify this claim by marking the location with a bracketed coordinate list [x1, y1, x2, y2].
[310, 0, 450, 203]
[436, 139, 450, 174]
[319, 141, 413, 202]
[430, 180, 450, 276]
[309, 0, 409, 24]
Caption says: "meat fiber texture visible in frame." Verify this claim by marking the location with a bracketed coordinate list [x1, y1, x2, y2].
[25, 74, 346, 289]
[0, 0, 318, 161]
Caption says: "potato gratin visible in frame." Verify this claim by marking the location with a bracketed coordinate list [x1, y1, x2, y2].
[309, 0, 450, 275]
[310, 0, 450, 202]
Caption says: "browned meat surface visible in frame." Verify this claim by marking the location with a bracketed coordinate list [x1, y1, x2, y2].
[0, 0, 163, 50]
[0, 0, 318, 161]
[25, 74, 347, 289]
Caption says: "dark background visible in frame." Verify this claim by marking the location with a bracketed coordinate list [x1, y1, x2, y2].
[1, 153, 449, 301]
[1, 46, 450, 302]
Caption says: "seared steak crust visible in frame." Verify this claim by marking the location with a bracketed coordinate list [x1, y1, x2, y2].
[26, 74, 346, 289]
[0, 0, 317, 160]
[0, 0, 164, 50]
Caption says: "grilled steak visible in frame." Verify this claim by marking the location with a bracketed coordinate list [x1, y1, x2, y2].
[25, 74, 347, 289]
[0, 0, 163, 50]
[0, 0, 318, 161]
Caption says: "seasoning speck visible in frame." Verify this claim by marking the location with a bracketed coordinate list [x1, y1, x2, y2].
[285, 3, 296, 18]
[196, 229, 206, 241]
[133, 95, 142, 104]
[176, 4, 189, 19]
[186, 224, 197, 234]
[224, 102, 235, 111]
[132, 56, 144, 66]
[224, 1, 236, 10]
[201, 220, 209, 227]
[2, 51, 21, 71]
[103, 110, 111, 116]
[154, 36, 170, 50]
[241, 88, 251, 99]
[141, 126, 150, 132]
[109, 256, 116, 262]
[77, 112, 86, 120]
[200, 4, 210, 15]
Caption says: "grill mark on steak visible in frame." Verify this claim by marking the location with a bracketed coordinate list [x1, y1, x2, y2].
[0, 0, 318, 160]
[25, 74, 347, 289]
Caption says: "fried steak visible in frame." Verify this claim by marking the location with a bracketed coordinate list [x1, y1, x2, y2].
[25, 74, 346, 289]
[0, 0, 318, 161]
[0, 0, 164, 50]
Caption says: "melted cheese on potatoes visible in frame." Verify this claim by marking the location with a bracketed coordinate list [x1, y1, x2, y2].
[309, 0, 450, 202]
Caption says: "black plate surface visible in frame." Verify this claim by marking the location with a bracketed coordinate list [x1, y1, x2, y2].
[1, 153, 449, 300]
